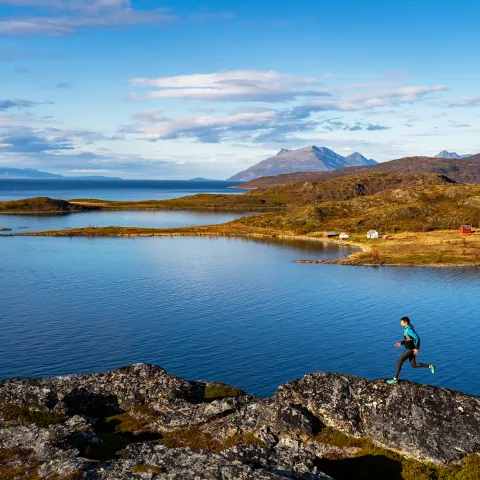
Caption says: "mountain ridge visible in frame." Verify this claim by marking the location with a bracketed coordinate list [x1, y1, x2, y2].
[0, 167, 122, 180]
[227, 145, 377, 181]
[238, 153, 480, 188]
[435, 150, 472, 159]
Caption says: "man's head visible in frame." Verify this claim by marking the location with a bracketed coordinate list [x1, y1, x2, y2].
[400, 316, 410, 327]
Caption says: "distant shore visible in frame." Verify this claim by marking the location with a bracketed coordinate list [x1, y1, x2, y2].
[4, 223, 480, 268]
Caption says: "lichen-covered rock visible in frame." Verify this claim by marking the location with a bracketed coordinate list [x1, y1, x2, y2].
[102, 443, 333, 479]
[0, 364, 204, 415]
[1, 363, 479, 478]
[223, 444, 333, 479]
[275, 371, 480, 464]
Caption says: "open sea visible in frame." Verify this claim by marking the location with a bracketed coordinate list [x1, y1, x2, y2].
[1, 180, 480, 397]
[0, 179, 246, 201]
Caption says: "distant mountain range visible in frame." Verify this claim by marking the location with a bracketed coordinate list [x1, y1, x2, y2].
[435, 150, 473, 159]
[238, 153, 480, 188]
[0, 167, 122, 180]
[227, 146, 377, 181]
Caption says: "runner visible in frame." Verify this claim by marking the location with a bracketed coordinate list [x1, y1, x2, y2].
[387, 316, 435, 385]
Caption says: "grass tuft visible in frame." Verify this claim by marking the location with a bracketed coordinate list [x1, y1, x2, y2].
[0, 403, 66, 428]
[204, 385, 244, 401]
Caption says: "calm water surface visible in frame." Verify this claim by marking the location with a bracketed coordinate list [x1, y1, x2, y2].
[0, 179, 245, 201]
[1, 236, 479, 397]
[0, 210, 257, 233]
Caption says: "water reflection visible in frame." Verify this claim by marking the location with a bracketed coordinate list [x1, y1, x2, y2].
[0, 210, 258, 233]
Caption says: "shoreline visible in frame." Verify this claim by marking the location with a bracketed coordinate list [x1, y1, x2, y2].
[4, 225, 480, 268]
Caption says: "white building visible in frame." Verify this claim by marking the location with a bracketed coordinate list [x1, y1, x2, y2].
[339, 233, 349, 240]
[367, 230, 379, 239]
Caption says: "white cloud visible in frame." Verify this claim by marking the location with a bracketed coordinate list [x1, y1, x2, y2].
[292, 85, 448, 114]
[121, 107, 318, 143]
[439, 96, 480, 108]
[128, 70, 327, 103]
[0, 1, 174, 35]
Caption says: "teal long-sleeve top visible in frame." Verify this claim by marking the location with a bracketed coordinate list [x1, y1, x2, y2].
[401, 325, 421, 350]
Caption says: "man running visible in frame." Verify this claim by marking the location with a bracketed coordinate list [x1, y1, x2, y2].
[387, 316, 435, 385]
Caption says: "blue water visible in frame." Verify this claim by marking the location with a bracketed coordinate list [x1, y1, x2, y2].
[0, 179, 245, 201]
[1, 236, 479, 397]
[0, 210, 257, 233]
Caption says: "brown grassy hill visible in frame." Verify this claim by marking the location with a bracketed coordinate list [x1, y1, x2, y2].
[239, 154, 480, 188]
[235, 182, 480, 233]
[251, 172, 454, 205]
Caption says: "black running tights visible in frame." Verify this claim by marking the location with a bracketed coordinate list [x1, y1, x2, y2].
[394, 349, 430, 379]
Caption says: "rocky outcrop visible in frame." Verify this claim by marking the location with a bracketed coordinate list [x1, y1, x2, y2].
[275, 371, 480, 465]
[104, 443, 333, 479]
[0, 364, 479, 479]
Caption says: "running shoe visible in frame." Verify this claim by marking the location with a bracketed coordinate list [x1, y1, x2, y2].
[429, 364, 435, 374]
[387, 378, 398, 385]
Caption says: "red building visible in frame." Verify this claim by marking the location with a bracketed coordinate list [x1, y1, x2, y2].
[459, 225, 473, 234]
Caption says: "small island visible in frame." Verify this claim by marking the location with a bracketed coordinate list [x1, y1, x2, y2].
[189, 177, 217, 181]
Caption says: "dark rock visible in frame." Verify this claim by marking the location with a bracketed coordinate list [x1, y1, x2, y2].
[275, 371, 480, 464]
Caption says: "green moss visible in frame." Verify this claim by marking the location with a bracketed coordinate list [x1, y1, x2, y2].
[1, 403, 66, 428]
[0, 448, 42, 480]
[453, 454, 480, 480]
[105, 412, 155, 433]
[204, 385, 244, 401]
[221, 432, 266, 450]
[313, 427, 367, 449]
[0, 466, 28, 480]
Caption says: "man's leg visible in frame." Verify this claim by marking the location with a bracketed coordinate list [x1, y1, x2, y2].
[394, 350, 412, 379]
[409, 354, 430, 369]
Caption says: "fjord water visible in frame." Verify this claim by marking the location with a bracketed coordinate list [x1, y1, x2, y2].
[0, 210, 257, 233]
[1, 236, 479, 397]
[0, 179, 246, 201]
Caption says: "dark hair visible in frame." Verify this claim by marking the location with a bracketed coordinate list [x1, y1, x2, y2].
[401, 316, 410, 324]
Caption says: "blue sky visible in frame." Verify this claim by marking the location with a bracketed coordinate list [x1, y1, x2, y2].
[0, 0, 479, 179]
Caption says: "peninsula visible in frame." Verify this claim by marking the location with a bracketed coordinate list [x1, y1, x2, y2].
[3, 172, 480, 266]
[0, 364, 478, 479]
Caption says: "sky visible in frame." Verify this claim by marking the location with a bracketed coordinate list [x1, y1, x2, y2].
[0, 0, 479, 179]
